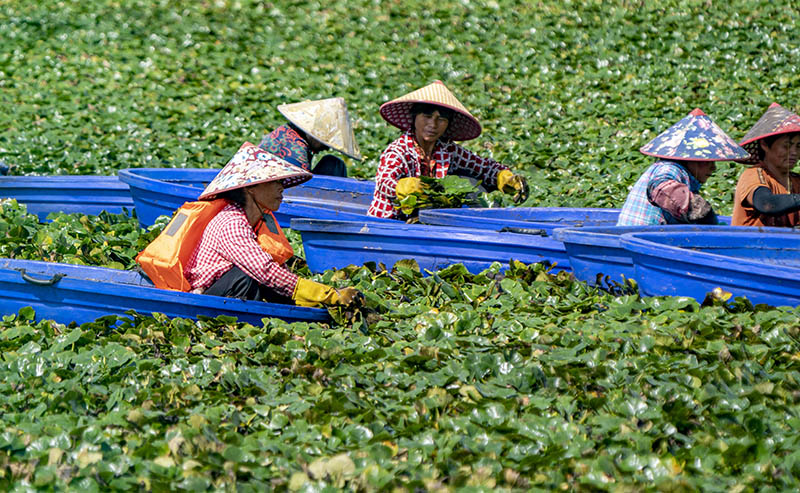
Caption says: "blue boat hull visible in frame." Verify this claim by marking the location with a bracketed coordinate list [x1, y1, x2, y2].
[620, 230, 800, 307]
[0, 175, 134, 220]
[0, 258, 330, 325]
[552, 223, 765, 286]
[291, 218, 570, 274]
[418, 207, 622, 233]
[118, 168, 382, 228]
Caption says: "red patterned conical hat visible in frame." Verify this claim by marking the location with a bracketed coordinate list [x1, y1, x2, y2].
[738, 103, 800, 164]
[379, 80, 482, 141]
[199, 142, 312, 200]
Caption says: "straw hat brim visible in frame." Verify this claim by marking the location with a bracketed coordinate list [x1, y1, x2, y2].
[278, 100, 363, 161]
[379, 100, 482, 142]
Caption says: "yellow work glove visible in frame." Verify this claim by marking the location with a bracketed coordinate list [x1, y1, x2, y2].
[497, 169, 530, 204]
[395, 177, 425, 201]
[292, 278, 361, 307]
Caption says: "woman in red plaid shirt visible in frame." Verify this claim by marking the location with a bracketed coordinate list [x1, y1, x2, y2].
[183, 142, 360, 307]
[367, 80, 529, 220]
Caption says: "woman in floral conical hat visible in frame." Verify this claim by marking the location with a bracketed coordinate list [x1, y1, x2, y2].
[617, 108, 750, 226]
[258, 97, 362, 177]
[731, 103, 800, 227]
[367, 80, 529, 220]
[182, 142, 360, 307]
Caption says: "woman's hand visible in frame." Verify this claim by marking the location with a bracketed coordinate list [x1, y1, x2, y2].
[497, 170, 529, 204]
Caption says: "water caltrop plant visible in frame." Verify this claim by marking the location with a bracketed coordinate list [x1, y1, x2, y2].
[2, 0, 800, 489]
[1, 208, 800, 489]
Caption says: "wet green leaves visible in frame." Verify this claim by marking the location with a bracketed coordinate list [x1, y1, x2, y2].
[0, 254, 799, 489]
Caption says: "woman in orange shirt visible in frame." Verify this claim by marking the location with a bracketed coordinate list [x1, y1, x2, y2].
[732, 103, 800, 227]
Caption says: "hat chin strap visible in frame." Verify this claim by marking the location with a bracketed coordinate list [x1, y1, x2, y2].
[245, 190, 277, 230]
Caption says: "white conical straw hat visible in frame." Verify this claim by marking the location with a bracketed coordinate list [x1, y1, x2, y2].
[199, 142, 312, 200]
[277, 97, 362, 161]
[379, 80, 482, 141]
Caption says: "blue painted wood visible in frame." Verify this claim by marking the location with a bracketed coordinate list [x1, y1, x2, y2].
[0, 175, 134, 220]
[620, 230, 800, 307]
[291, 218, 571, 275]
[418, 207, 622, 233]
[553, 223, 769, 286]
[119, 168, 383, 228]
[0, 258, 330, 325]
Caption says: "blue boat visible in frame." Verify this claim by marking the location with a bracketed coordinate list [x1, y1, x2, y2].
[620, 230, 800, 307]
[0, 175, 134, 220]
[552, 223, 758, 286]
[0, 258, 330, 325]
[118, 168, 381, 228]
[291, 218, 570, 274]
[418, 207, 622, 233]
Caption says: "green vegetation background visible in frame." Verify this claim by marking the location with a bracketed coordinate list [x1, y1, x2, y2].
[2, 1, 800, 491]
[2, 0, 799, 212]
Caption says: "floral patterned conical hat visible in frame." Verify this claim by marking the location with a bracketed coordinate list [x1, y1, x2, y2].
[737, 103, 800, 164]
[379, 80, 482, 141]
[199, 142, 312, 200]
[639, 108, 749, 162]
[277, 97, 362, 161]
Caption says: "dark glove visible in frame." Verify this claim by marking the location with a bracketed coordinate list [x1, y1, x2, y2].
[687, 194, 715, 224]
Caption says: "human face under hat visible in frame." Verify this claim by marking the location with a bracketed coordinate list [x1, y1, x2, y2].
[413, 107, 451, 149]
[760, 132, 800, 179]
[248, 181, 284, 213]
[684, 161, 717, 184]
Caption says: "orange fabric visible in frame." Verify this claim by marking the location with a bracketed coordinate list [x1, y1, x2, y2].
[731, 166, 800, 227]
[137, 200, 294, 291]
[254, 210, 294, 265]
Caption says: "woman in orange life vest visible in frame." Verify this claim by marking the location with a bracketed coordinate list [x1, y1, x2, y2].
[181, 142, 360, 306]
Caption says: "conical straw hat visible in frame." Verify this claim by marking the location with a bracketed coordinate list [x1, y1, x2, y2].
[379, 80, 482, 141]
[199, 142, 312, 200]
[737, 103, 800, 164]
[277, 97, 362, 161]
[639, 108, 750, 162]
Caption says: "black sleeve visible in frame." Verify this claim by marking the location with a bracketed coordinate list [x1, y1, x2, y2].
[751, 186, 800, 215]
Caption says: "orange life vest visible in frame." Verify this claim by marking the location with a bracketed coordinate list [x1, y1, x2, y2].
[136, 199, 294, 291]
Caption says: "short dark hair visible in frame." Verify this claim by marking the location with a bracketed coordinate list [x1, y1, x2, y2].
[410, 103, 455, 122]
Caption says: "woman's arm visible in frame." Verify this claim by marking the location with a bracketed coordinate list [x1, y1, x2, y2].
[751, 186, 800, 215]
[449, 144, 508, 188]
[216, 216, 299, 297]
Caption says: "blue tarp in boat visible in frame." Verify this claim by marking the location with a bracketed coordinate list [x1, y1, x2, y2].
[291, 218, 570, 274]
[0, 175, 134, 220]
[620, 230, 800, 307]
[0, 258, 330, 325]
[118, 168, 381, 228]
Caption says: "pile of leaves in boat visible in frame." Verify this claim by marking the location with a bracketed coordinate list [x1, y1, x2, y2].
[1, 204, 800, 489]
[395, 175, 517, 217]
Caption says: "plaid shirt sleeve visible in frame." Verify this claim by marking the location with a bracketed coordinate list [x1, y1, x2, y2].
[447, 143, 509, 188]
[368, 144, 408, 219]
[214, 211, 298, 297]
[188, 205, 298, 297]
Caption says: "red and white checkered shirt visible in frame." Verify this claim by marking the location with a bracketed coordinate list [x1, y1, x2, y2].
[184, 203, 298, 297]
[367, 131, 509, 219]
